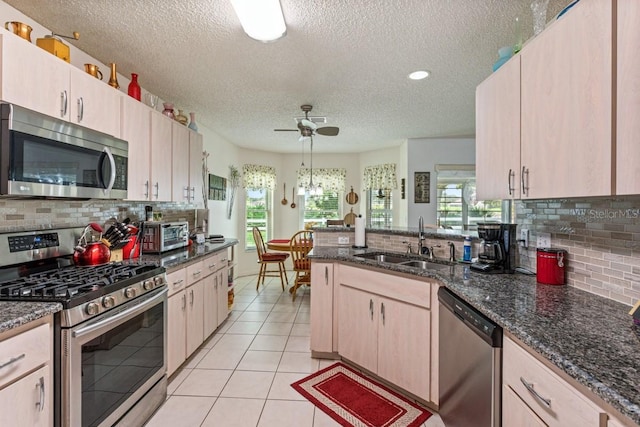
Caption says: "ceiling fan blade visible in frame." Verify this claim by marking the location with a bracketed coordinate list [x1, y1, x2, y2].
[274, 129, 299, 132]
[300, 119, 318, 130]
[316, 126, 339, 136]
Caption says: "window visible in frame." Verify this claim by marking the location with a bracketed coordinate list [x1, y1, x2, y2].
[367, 189, 393, 228]
[243, 164, 276, 250]
[297, 167, 346, 228]
[245, 188, 270, 249]
[302, 191, 341, 228]
[436, 165, 502, 230]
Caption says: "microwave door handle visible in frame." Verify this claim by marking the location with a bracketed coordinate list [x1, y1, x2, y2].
[102, 147, 116, 193]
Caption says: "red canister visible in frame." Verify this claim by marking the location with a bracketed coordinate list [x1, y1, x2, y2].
[536, 248, 567, 285]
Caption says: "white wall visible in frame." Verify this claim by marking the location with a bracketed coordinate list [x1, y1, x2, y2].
[407, 137, 475, 227]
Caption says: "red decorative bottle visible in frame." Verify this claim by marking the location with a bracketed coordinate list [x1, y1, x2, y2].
[128, 73, 141, 101]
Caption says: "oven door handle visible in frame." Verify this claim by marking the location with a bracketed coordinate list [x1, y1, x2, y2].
[72, 287, 167, 339]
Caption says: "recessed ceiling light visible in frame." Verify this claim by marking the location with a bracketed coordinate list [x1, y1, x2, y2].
[408, 70, 430, 80]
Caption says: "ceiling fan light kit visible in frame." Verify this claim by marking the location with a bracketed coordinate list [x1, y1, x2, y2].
[230, 0, 287, 42]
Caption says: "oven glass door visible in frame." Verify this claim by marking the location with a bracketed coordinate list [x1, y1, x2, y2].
[63, 288, 166, 427]
[10, 130, 127, 191]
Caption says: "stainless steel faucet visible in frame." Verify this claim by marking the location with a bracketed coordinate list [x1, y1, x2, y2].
[418, 216, 426, 255]
[448, 241, 456, 262]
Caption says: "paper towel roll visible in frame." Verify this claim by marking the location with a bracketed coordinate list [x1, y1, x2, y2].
[354, 216, 366, 247]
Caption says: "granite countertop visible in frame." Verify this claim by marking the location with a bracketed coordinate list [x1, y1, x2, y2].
[310, 246, 640, 425]
[312, 225, 477, 240]
[0, 301, 62, 334]
[139, 238, 239, 270]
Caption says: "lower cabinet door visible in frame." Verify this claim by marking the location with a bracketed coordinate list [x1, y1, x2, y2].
[186, 281, 205, 356]
[337, 285, 378, 373]
[0, 365, 51, 426]
[216, 269, 229, 327]
[203, 274, 217, 339]
[167, 290, 186, 377]
[503, 384, 547, 427]
[377, 296, 431, 401]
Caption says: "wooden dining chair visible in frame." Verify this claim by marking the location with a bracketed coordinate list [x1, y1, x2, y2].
[289, 230, 313, 300]
[252, 227, 289, 291]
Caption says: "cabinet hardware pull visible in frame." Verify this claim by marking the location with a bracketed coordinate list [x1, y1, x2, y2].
[173, 279, 184, 287]
[381, 302, 385, 324]
[183, 186, 190, 200]
[508, 169, 515, 195]
[36, 376, 45, 412]
[77, 97, 84, 122]
[190, 187, 195, 201]
[144, 181, 149, 198]
[193, 270, 202, 277]
[190, 289, 194, 305]
[182, 294, 186, 310]
[521, 166, 529, 196]
[154, 182, 159, 199]
[520, 377, 551, 408]
[60, 90, 68, 117]
[0, 353, 25, 369]
[369, 299, 374, 320]
[325, 266, 328, 285]
[209, 263, 216, 269]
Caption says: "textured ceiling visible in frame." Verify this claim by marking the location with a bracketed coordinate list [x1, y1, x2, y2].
[6, 0, 567, 153]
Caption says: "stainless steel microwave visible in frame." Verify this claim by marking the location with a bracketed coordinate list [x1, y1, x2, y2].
[0, 103, 128, 199]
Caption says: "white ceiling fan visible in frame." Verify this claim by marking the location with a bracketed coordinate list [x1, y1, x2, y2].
[274, 104, 339, 141]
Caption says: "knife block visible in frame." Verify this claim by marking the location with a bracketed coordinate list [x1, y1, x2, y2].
[109, 249, 123, 262]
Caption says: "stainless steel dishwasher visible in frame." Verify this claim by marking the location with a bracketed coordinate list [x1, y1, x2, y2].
[438, 287, 503, 427]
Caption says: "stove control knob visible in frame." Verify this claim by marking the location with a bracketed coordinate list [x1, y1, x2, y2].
[102, 296, 116, 309]
[154, 276, 164, 286]
[85, 302, 100, 316]
[143, 280, 154, 290]
[124, 287, 136, 299]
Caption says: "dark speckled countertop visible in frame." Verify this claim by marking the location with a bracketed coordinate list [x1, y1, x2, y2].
[0, 301, 61, 333]
[138, 239, 239, 270]
[310, 246, 640, 425]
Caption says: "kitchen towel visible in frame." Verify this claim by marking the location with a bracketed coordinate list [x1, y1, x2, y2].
[354, 216, 366, 248]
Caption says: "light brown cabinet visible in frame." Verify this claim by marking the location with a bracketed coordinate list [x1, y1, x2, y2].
[310, 263, 335, 353]
[121, 96, 152, 200]
[0, 319, 53, 427]
[150, 111, 173, 201]
[166, 269, 187, 377]
[336, 265, 432, 401]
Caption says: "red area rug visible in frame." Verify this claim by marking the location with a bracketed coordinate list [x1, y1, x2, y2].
[291, 362, 432, 427]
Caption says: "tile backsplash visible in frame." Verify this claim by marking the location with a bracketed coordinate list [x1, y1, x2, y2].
[516, 197, 640, 306]
[0, 199, 197, 232]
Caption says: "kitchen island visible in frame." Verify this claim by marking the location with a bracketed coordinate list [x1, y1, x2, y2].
[309, 246, 640, 426]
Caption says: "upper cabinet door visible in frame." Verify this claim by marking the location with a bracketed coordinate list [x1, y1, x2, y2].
[476, 55, 521, 201]
[616, 0, 640, 195]
[150, 111, 173, 202]
[171, 123, 191, 203]
[69, 67, 121, 137]
[520, 0, 613, 199]
[189, 131, 203, 206]
[0, 33, 70, 120]
[121, 96, 152, 200]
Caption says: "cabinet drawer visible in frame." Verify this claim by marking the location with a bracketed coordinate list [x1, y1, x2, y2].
[186, 261, 205, 286]
[166, 268, 187, 297]
[503, 337, 603, 426]
[0, 323, 50, 388]
[203, 253, 224, 277]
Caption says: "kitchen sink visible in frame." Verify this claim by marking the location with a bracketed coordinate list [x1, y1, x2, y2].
[355, 252, 454, 271]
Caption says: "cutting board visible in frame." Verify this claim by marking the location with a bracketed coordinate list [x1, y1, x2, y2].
[344, 208, 357, 226]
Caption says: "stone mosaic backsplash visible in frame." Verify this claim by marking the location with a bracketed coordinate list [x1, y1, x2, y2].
[516, 197, 640, 306]
[0, 199, 197, 233]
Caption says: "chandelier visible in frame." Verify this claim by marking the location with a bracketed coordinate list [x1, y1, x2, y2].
[298, 135, 323, 196]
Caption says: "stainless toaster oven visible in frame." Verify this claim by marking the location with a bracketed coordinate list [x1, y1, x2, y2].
[142, 221, 189, 253]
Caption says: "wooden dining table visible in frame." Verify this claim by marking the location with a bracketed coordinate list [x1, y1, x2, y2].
[266, 239, 292, 252]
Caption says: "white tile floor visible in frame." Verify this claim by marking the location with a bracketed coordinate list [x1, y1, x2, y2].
[145, 274, 445, 427]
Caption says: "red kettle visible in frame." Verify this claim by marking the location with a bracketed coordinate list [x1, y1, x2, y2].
[73, 223, 111, 266]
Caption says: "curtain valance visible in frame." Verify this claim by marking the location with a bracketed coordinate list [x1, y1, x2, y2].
[363, 163, 397, 190]
[242, 164, 277, 190]
[297, 168, 346, 193]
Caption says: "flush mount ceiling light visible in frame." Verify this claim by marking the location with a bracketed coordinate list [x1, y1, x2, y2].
[230, 0, 287, 42]
[408, 70, 430, 80]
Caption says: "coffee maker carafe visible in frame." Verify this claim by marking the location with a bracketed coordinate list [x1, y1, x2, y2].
[471, 223, 517, 273]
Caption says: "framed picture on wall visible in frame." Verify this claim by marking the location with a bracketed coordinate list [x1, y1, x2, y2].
[414, 172, 430, 203]
[209, 174, 227, 201]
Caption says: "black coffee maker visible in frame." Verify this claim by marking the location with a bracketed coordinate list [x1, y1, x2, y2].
[471, 223, 517, 273]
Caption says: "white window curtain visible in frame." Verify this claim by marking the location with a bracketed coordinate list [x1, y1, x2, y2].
[297, 168, 346, 192]
[363, 163, 398, 190]
[242, 164, 277, 190]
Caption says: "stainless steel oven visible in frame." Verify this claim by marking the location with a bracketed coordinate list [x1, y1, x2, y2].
[0, 103, 128, 199]
[60, 286, 167, 427]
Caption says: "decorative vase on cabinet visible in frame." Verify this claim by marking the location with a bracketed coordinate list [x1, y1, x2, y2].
[162, 103, 175, 119]
[188, 112, 198, 131]
[108, 63, 120, 89]
[175, 109, 188, 126]
[128, 73, 141, 101]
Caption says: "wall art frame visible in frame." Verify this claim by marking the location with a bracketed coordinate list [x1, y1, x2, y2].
[414, 172, 430, 203]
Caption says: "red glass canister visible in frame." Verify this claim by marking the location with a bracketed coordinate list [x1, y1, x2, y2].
[128, 73, 141, 101]
[536, 248, 567, 285]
